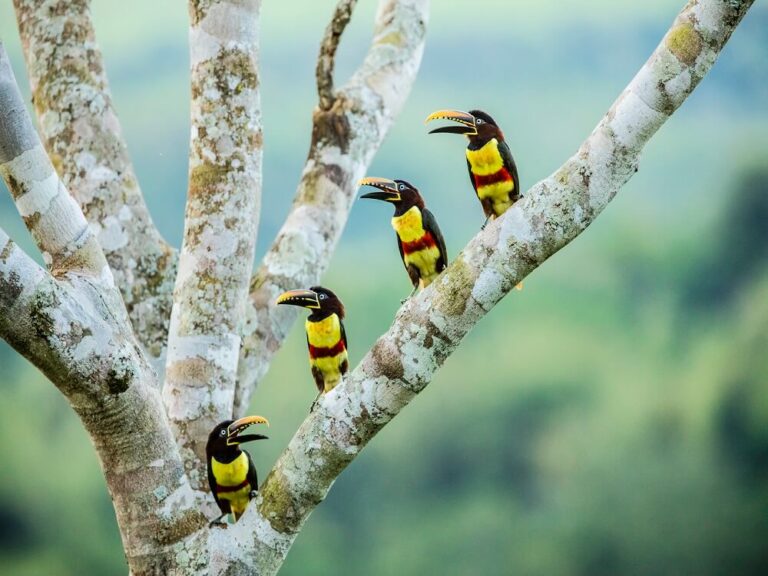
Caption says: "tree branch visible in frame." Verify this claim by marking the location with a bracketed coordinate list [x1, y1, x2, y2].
[163, 0, 264, 487]
[0, 42, 207, 573]
[13, 0, 177, 368]
[0, 221, 205, 575]
[0, 44, 105, 278]
[219, 0, 755, 572]
[316, 0, 359, 111]
[234, 0, 429, 417]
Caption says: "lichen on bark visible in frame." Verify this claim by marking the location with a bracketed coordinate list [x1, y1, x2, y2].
[13, 0, 178, 368]
[163, 0, 264, 485]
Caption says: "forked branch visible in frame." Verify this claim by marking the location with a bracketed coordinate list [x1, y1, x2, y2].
[13, 0, 176, 367]
[235, 0, 430, 416]
[0, 45, 205, 574]
[218, 1, 755, 573]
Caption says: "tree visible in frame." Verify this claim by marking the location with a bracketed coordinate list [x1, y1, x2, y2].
[0, 0, 755, 573]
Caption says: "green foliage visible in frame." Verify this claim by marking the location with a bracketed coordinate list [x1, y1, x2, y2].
[684, 168, 768, 309]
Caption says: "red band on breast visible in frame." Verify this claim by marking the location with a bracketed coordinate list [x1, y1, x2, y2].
[309, 340, 346, 359]
[473, 167, 513, 188]
[217, 478, 250, 493]
[401, 232, 437, 255]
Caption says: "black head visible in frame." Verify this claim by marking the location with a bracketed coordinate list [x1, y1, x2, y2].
[206, 415, 269, 457]
[359, 177, 425, 212]
[276, 285, 345, 320]
[425, 108, 504, 143]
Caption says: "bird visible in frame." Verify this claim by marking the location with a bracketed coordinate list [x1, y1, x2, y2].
[276, 286, 349, 401]
[425, 109, 520, 228]
[359, 177, 448, 299]
[206, 415, 269, 523]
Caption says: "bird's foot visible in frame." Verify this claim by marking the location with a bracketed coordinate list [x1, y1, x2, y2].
[401, 286, 418, 304]
[209, 517, 229, 528]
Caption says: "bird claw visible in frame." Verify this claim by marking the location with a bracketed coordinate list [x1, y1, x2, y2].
[209, 518, 228, 528]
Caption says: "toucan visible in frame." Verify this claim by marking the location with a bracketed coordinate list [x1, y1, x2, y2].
[276, 286, 348, 399]
[425, 109, 520, 227]
[359, 177, 448, 298]
[206, 415, 269, 523]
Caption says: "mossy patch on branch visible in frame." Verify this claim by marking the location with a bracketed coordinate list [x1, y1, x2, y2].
[666, 23, 702, 66]
[432, 257, 474, 317]
[189, 162, 229, 197]
[258, 469, 297, 534]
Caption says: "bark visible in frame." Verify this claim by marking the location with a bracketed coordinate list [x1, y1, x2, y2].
[316, 0, 359, 111]
[163, 0, 264, 489]
[0, 44, 207, 575]
[234, 0, 430, 417]
[13, 0, 177, 370]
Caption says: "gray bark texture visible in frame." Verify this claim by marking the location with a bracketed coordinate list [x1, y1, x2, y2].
[0, 0, 755, 574]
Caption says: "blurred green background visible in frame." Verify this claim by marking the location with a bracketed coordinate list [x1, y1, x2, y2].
[2, 1, 768, 574]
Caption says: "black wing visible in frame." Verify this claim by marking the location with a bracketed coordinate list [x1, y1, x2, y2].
[340, 319, 348, 352]
[246, 451, 259, 492]
[422, 208, 448, 273]
[207, 458, 230, 515]
[339, 320, 349, 376]
[498, 139, 521, 201]
[396, 233, 406, 270]
[466, 157, 478, 195]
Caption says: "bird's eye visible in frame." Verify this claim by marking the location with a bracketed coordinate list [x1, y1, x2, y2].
[220, 429, 227, 436]
[476, 118, 484, 124]
[399, 184, 405, 190]
[319, 293, 327, 300]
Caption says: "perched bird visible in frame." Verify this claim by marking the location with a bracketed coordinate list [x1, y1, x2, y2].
[359, 177, 448, 298]
[276, 286, 348, 398]
[425, 109, 520, 227]
[206, 415, 269, 523]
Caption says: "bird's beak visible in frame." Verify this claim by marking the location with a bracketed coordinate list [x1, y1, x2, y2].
[425, 109, 477, 135]
[358, 177, 401, 202]
[227, 415, 269, 445]
[276, 288, 321, 309]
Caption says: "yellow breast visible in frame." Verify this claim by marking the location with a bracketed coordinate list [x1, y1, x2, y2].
[211, 452, 249, 487]
[219, 485, 252, 519]
[403, 246, 442, 286]
[465, 139, 504, 176]
[312, 356, 346, 392]
[306, 314, 342, 348]
[477, 181, 515, 206]
[391, 206, 426, 242]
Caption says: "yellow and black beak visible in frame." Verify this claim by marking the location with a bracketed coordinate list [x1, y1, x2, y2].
[358, 177, 401, 202]
[226, 415, 269, 446]
[425, 109, 477, 136]
[276, 288, 321, 309]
